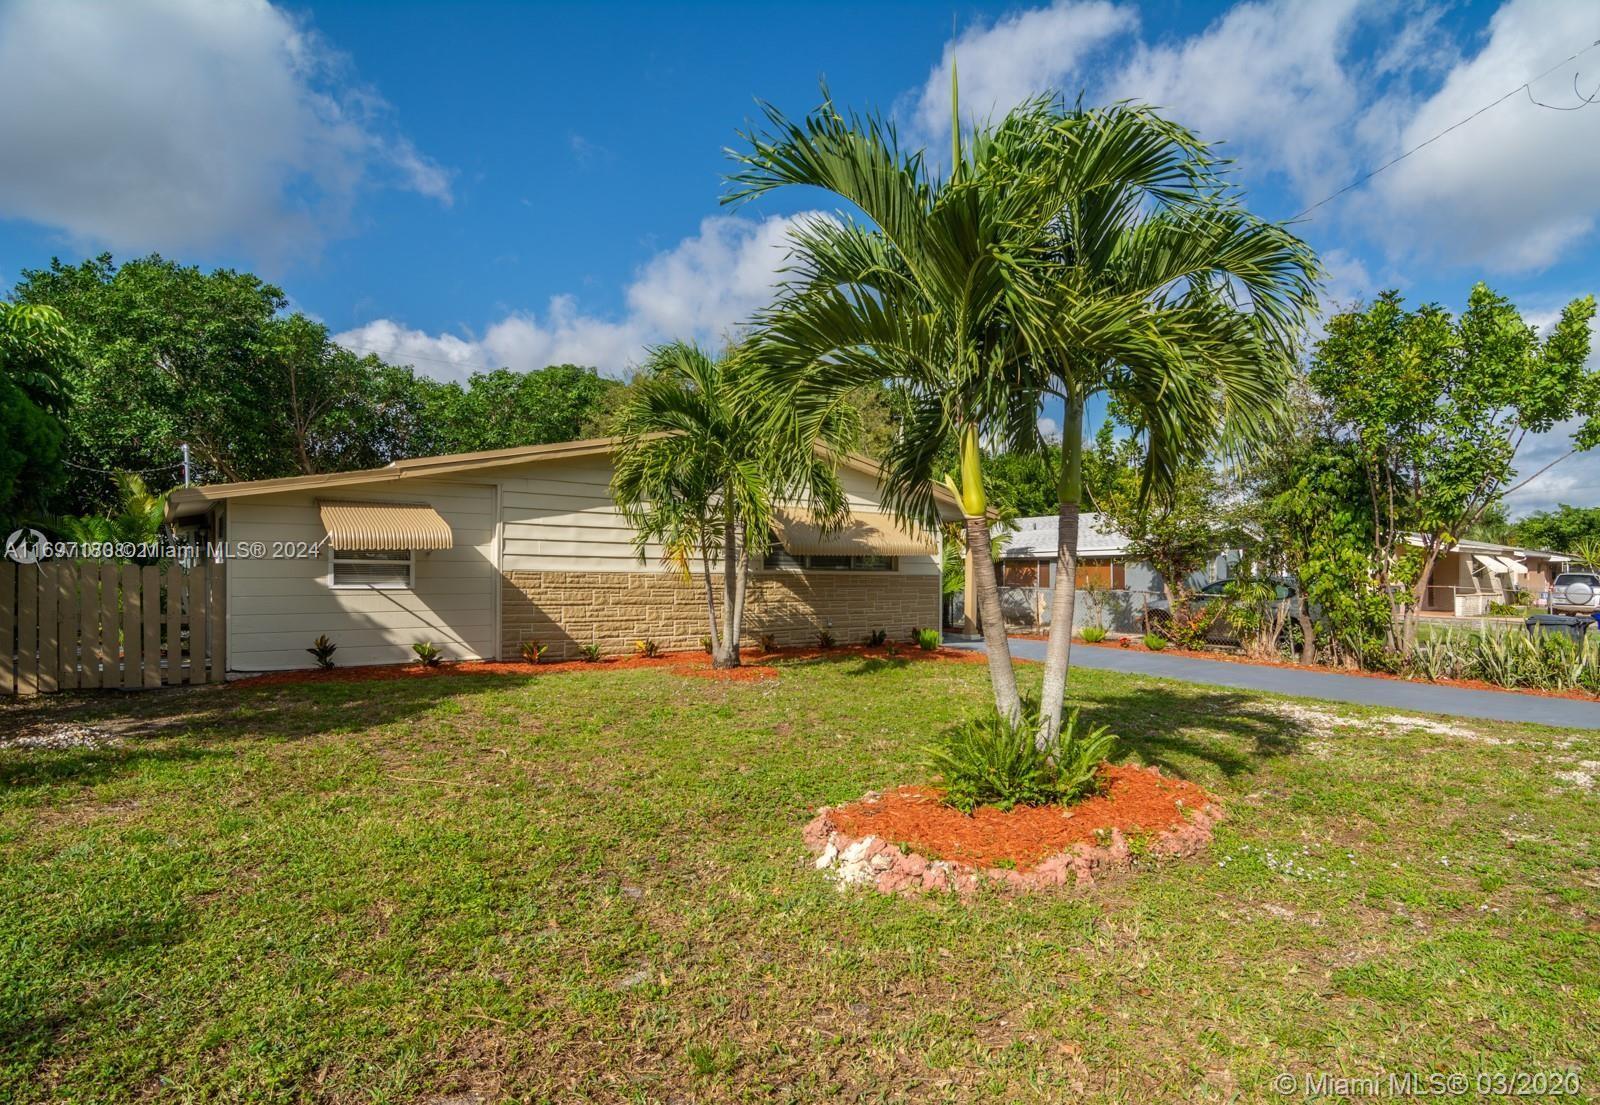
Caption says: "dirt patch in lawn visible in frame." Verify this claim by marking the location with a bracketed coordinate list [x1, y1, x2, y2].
[806, 764, 1222, 895]
[228, 644, 983, 690]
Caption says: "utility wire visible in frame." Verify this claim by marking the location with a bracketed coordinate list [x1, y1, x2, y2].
[1290, 35, 1600, 222]
[63, 458, 184, 477]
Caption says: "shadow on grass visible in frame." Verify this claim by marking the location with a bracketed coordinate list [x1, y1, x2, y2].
[0, 673, 542, 791]
[1071, 684, 1303, 780]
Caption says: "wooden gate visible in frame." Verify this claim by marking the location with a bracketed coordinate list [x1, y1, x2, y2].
[0, 561, 225, 696]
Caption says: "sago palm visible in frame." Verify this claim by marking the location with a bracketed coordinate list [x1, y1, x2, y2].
[611, 341, 851, 668]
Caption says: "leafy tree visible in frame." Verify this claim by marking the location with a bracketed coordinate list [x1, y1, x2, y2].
[1101, 463, 1233, 603]
[0, 303, 78, 526]
[1511, 504, 1600, 552]
[1310, 284, 1598, 649]
[611, 342, 851, 669]
[410, 365, 622, 455]
[37, 472, 170, 557]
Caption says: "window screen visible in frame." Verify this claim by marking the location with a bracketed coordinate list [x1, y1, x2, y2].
[331, 549, 413, 588]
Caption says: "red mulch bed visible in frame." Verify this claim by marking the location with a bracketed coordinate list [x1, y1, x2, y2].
[228, 644, 984, 689]
[1077, 637, 1600, 703]
[828, 763, 1214, 870]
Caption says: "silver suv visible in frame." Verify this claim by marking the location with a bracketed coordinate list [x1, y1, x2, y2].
[1550, 571, 1600, 616]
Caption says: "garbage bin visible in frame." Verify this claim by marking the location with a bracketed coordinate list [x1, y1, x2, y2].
[1525, 613, 1594, 642]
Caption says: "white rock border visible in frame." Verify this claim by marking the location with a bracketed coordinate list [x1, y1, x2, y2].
[803, 775, 1225, 895]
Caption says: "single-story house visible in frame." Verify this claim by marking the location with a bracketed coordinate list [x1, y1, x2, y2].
[1412, 537, 1574, 616]
[165, 438, 960, 672]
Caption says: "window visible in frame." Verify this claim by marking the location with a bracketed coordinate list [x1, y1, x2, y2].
[330, 548, 413, 589]
[763, 546, 896, 572]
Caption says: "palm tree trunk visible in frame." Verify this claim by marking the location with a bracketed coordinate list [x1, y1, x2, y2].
[700, 535, 721, 657]
[715, 516, 743, 668]
[966, 514, 1022, 723]
[1036, 400, 1083, 750]
[731, 546, 750, 658]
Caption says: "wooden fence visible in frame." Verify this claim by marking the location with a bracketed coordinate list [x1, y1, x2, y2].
[0, 561, 225, 696]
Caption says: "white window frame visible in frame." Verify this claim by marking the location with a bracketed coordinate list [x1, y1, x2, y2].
[328, 548, 415, 590]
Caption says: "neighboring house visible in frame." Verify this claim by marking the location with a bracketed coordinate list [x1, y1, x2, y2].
[992, 514, 1239, 630]
[165, 438, 959, 672]
[1411, 537, 1575, 616]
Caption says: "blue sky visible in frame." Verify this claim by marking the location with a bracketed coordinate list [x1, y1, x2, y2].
[1, 0, 1598, 512]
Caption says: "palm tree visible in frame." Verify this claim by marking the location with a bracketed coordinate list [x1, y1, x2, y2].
[610, 341, 852, 668]
[1006, 105, 1319, 743]
[728, 83, 1077, 721]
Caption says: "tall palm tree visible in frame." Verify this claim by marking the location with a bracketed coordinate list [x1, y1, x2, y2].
[1006, 105, 1319, 742]
[611, 341, 852, 668]
[728, 83, 1077, 721]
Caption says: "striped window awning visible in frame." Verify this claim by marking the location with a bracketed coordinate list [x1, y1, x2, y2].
[772, 509, 935, 556]
[317, 500, 454, 551]
[1472, 553, 1524, 575]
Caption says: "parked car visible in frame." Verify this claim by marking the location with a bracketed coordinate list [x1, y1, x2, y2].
[1144, 577, 1301, 648]
[1548, 571, 1600, 616]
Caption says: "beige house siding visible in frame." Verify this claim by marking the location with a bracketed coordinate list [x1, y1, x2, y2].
[502, 568, 940, 658]
[226, 480, 498, 670]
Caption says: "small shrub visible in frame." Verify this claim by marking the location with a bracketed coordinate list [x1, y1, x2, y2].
[634, 639, 663, 659]
[923, 703, 1116, 814]
[1079, 625, 1108, 644]
[908, 626, 925, 644]
[700, 635, 714, 654]
[305, 634, 337, 670]
[916, 627, 941, 651]
[885, 641, 901, 657]
[411, 641, 443, 667]
[520, 640, 549, 664]
[814, 628, 836, 649]
[758, 632, 778, 653]
[1143, 633, 1167, 651]
[866, 628, 888, 647]
[578, 642, 603, 662]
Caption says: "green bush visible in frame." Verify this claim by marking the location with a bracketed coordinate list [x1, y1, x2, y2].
[1143, 633, 1167, 651]
[634, 639, 663, 658]
[916, 628, 941, 651]
[700, 635, 714, 654]
[866, 628, 888, 646]
[578, 642, 603, 662]
[1407, 627, 1600, 692]
[814, 628, 836, 649]
[520, 640, 550, 664]
[1080, 625, 1108, 643]
[411, 641, 443, 667]
[758, 632, 778, 653]
[924, 703, 1116, 814]
[305, 635, 337, 670]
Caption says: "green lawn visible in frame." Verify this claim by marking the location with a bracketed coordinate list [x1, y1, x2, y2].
[2, 657, 1596, 1103]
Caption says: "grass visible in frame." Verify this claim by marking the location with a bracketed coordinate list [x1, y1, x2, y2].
[1, 657, 1597, 1102]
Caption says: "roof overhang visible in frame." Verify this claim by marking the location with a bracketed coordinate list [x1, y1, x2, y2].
[318, 500, 453, 551]
[166, 436, 964, 525]
[773, 509, 936, 557]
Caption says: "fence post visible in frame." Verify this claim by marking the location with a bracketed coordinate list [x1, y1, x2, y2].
[187, 569, 207, 686]
[97, 562, 117, 687]
[17, 564, 38, 696]
[141, 565, 161, 687]
[164, 565, 181, 686]
[56, 567, 77, 691]
[209, 562, 226, 681]
[37, 565, 59, 693]
[0, 563, 15, 696]
[120, 563, 141, 690]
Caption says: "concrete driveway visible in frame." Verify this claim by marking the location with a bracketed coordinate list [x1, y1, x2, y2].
[949, 636, 1600, 730]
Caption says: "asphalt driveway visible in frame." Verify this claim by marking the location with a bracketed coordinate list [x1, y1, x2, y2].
[950, 636, 1600, 730]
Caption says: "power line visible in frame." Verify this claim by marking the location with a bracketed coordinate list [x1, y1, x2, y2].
[1290, 35, 1600, 222]
[63, 458, 183, 477]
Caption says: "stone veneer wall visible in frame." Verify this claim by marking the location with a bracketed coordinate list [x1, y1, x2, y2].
[501, 569, 940, 659]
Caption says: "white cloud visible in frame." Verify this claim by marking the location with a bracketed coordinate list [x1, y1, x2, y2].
[1362, 0, 1600, 272]
[1506, 314, 1600, 517]
[1037, 416, 1062, 443]
[911, 0, 1138, 143]
[1109, 0, 1371, 199]
[0, 0, 450, 258]
[335, 212, 819, 380]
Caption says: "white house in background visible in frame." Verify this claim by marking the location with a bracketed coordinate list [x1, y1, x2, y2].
[165, 437, 959, 672]
[1411, 536, 1574, 616]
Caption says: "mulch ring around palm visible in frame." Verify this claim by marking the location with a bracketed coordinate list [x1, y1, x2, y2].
[227, 644, 985, 689]
[805, 763, 1223, 895]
